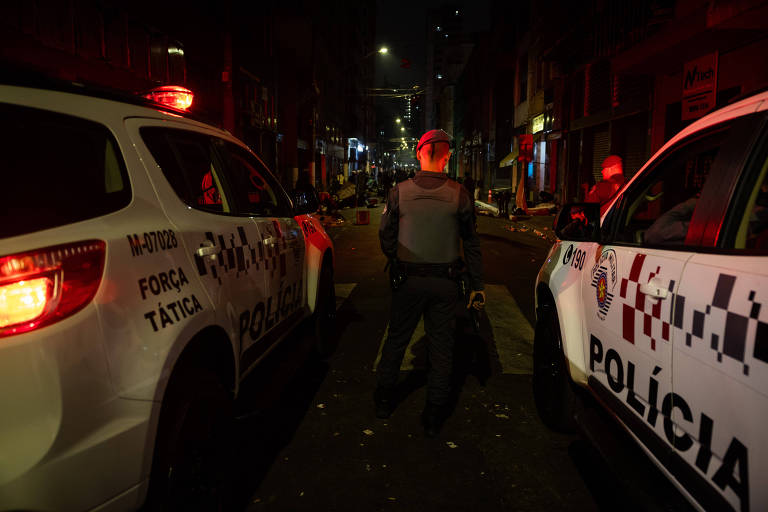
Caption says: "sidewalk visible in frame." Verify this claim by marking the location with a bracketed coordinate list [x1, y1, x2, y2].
[474, 199, 559, 244]
[499, 213, 558, 244]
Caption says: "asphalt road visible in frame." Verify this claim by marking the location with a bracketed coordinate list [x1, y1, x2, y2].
[228, 204, 693, 512]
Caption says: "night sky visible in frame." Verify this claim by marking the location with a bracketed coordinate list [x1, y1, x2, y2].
[374, 0, 491, 88]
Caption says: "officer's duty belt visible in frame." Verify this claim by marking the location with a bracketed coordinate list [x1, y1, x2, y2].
[401, 261, 461, 280]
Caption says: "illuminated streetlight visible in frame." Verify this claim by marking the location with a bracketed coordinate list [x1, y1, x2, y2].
[400, 127, 405, 132]
[379, 47, 388, 54]
[395, 118, 401, 124]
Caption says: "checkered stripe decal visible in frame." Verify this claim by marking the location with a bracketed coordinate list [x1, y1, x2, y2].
[194, 226, 264, 285]
[619, 254, 674, 351]
[620, 253, 768, 375]
[674, 274, 767, 376]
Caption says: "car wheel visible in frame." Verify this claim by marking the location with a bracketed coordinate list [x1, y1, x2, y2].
[532, 301, 577, 433]
[313, 263, 337, 357]
[145, 367, 235, 511]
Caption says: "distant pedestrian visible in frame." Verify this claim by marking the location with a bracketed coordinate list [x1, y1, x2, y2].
[586, 155, 625, 208]
[499, 190, 511, 217]
[376, 129, 485, 438]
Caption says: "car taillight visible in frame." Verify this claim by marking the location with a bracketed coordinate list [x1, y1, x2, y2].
[0, 240, 105, 338]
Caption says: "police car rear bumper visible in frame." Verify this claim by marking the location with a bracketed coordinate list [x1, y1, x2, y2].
[0, 307, 156, 511]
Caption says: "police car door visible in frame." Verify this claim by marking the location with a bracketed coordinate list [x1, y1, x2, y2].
[130, 122, 268, 357]
[583, 127, 735, 465]
[216, 141, 306, 373]
[666, 113, 768, 512]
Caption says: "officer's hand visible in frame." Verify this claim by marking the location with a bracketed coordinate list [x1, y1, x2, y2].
[468, 290, 486, 310]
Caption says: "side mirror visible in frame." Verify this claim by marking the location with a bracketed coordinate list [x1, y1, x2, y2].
[554, 202, 601, 241]
[293, 187, 320, 215]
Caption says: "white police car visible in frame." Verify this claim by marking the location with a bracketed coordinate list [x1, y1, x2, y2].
[0, 80, 335, 510]
[534, 90, 768, 512]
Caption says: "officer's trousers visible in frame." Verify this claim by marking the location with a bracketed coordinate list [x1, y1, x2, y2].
[377, 275, 458, 406]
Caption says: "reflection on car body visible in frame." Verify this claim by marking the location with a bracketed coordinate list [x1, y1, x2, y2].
[0, 80, 335, 511]
[535, 90, 768, 512]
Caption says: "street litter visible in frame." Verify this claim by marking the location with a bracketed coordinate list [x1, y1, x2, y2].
[363, 429, 374, 436]
[446, 441, 458, 448]
[495, 413, 509, 419]
[316, 403, 326, 408]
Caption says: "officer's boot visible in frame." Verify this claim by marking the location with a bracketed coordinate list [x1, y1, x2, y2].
[374, 387, 396, 419]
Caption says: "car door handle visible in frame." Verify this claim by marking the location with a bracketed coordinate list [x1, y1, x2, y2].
[639, 278, 669, 299]
[196, 240, 218, 259]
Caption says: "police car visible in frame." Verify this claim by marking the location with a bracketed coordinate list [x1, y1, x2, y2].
[0, 80, 335, 510]
[534, 90, 768, 512]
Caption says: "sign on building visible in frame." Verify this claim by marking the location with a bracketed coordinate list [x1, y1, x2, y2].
[682, 52, 718, 121]
[518, 134, 533, 162]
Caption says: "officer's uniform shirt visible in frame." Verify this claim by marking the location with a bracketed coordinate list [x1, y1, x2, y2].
[380, 170, 484, 291]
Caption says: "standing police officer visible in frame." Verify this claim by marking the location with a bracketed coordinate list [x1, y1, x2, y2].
[375, 129, 485, 437]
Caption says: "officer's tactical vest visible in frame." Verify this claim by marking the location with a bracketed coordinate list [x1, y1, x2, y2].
[396, 178, 461, 263]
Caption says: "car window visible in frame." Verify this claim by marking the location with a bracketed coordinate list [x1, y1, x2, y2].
[218, 142, 292, 217]
[610, 127, 729, 248]
[728, 146, 768, 251]
[141, 127, 232, 214]
[2, 103, 131, 239]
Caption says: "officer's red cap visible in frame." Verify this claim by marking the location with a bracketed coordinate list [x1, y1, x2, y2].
[602, 155, 622, 168]
[417, 129, 451, 152]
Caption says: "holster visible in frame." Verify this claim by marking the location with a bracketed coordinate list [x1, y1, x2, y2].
[386, 258, 408, 291]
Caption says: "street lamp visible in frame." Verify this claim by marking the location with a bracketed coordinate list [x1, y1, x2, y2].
[395, 118, 401, 124]
[363, 46, 389, 60]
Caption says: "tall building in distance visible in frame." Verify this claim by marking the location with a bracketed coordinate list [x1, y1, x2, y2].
[425, 4, 477, 177]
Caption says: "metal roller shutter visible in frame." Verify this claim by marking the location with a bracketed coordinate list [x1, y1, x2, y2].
[592, 126, 610, 181]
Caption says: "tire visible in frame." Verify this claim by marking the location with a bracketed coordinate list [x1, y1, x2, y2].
[313, 263, 337, 357]
[145, 367, 236, 511]
[532, 301, 578, 433]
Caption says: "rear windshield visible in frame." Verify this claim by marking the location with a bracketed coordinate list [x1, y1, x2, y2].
[1, 103, 131, 239]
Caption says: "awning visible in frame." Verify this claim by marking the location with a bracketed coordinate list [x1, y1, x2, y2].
[499, 149, 518, 167]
